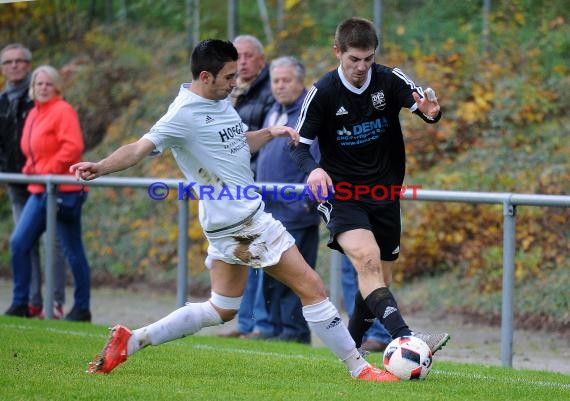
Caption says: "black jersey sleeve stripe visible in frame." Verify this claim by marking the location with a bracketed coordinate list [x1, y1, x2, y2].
[392, 67, 420, 91]
[294, 85, 318, 133]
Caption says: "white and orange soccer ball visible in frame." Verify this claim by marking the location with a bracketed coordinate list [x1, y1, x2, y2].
[383, 336, 433, 380]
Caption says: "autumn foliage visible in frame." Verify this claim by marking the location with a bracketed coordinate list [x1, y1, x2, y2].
[0, 1, 568, 322]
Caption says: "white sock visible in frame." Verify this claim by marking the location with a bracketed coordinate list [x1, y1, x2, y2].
[302, 298, 369, 376]
[127, 301, 222, 355]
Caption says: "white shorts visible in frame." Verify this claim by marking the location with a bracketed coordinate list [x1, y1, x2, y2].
[204, 207, 295, 269]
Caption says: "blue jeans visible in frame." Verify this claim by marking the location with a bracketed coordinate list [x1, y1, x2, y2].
[341, 255, 391, 344]
[7, 184, 67, 306]
[10, 191, 91, 310]
[252, 225, 318, 342]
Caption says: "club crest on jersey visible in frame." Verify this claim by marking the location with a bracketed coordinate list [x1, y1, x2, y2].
[371, 90, 386, 110]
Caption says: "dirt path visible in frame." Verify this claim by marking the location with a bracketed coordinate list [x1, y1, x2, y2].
[1, 279, 568, 375]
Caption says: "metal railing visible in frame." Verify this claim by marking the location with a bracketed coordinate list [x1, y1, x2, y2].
[1, 172, 569, 368]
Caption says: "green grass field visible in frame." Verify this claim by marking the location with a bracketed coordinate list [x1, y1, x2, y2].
[1, 317, 568, 401]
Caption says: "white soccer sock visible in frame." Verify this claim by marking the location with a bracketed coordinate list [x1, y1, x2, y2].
[302, 298, 369, 376]
[127, 301, 222, 355]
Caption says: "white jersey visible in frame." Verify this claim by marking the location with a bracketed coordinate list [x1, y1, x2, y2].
[143, 84, 262, 233]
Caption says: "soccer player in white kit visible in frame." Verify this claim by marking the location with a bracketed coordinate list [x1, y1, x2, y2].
[71, 39, 398, 382]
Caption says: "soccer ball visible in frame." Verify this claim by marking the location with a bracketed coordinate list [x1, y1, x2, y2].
[383, 336, 433, 380]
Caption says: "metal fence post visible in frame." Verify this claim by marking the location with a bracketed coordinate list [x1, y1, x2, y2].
[329, 250, 342, 310]
[177, 195, 189, 308]
[44, 179, 57, 320]
[501, 199, 517, 367]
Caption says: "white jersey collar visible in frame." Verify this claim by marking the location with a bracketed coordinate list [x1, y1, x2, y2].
[337, 65, 371, 95]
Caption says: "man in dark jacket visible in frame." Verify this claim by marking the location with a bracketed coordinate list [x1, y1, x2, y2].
[230, 35, 274, 135]
[222, 35, 275, 338]
[250, 56, 320, 343]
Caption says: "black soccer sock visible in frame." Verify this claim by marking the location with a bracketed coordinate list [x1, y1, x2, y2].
[348, 290, 375, 348]
[365, 287, 412, 339]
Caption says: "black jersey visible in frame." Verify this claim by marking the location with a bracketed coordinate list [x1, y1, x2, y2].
[295, 64, 424, 188]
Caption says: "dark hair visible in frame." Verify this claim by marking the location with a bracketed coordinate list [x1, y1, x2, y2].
[334, 17, 378, 53]
[190, 39, 238, 79]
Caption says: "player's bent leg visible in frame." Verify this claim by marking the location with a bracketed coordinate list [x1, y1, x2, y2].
[302, 296, 398, 382]
[87, 300, 226, 374]
[128, 299, 226, 353]
[338, 229, 389, 294]
[266, 246, 396, 381]
[263, 245, 327, 306]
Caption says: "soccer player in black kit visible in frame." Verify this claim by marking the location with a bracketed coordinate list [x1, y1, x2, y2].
[291, 17, 450, 354]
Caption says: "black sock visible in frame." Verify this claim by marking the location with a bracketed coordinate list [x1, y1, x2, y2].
[348, 291, 375, 348]
[365, 287, 412, 338]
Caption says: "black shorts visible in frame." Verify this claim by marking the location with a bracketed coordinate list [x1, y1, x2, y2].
[318, 198, 401, 261]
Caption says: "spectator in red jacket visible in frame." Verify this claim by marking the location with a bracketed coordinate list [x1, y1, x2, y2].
[5, 65, 91, 322]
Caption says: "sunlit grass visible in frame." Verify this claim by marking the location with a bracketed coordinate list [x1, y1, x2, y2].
[1, 317, 569, 401]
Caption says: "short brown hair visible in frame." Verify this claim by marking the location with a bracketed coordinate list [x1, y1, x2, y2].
[334, 17, 378, 53]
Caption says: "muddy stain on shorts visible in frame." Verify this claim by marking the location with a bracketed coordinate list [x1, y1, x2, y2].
[232, 234, 261, 264]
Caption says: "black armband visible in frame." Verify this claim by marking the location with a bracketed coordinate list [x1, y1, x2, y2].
[290, 142, 319, 174]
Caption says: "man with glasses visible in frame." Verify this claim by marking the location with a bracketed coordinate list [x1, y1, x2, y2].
[1, 43, 66, 319]
[220, 35, 275, 339]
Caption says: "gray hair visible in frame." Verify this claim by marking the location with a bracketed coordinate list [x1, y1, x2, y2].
[270, 56, 305, 81]
[232, 35, 264, 55]
[0, 43, 32, 63]
[29, 65, 63, 100]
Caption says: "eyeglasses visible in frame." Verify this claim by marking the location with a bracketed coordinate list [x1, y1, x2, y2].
[1, 59, 30, 66]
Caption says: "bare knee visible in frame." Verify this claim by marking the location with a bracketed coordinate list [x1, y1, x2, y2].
[349, 251, 392, 289]
[352, 252, 382, 275]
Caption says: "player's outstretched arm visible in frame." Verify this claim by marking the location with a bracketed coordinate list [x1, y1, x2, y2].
[70, 138, 156, 181]
[246, 126, 300, 153]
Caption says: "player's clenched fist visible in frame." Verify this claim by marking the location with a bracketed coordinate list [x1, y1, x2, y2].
[70, 162, 101, 181]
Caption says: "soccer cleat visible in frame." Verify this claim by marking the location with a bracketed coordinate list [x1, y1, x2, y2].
[355, 365, 400, 382]
[87, 324, 132, 374]
[413, 332, 450, 354]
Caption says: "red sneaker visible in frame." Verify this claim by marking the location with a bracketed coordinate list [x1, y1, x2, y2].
[87, 325, 132, 374]
[28, 304, 42, 318]
[53, 303, 64, 320]
[39, 303, 65, 320]
[356, 365, 400, 382]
